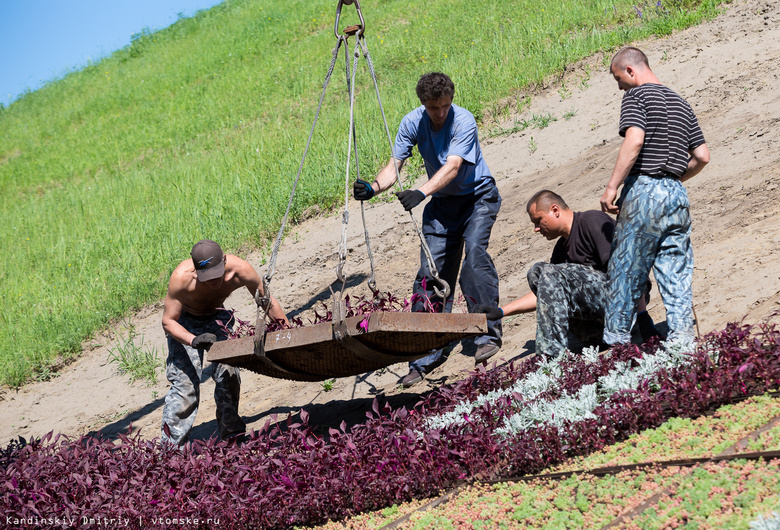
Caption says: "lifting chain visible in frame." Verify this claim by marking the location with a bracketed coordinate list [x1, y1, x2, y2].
[337, 34, 377, 292]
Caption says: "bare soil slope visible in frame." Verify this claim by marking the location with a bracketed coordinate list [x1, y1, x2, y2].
[2, 0, 779, 445]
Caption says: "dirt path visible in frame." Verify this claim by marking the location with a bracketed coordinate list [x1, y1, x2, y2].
[2, 0, 779, 446]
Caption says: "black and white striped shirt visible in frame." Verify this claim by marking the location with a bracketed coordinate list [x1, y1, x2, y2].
[619, 84, 705, 179]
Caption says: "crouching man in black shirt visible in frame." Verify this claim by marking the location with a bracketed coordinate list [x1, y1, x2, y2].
[474, 190, 659, 359]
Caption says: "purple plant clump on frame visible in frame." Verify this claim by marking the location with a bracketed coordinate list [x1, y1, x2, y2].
[221, 288, 429, 335]
[1, 322, 779, 528]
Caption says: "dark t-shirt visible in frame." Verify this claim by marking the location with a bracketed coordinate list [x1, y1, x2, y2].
[550, 211, 615, 273]
[619, 83, 706, 179]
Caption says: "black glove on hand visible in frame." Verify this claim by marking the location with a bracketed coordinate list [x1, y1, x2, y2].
[395, 190, 426, 211]
[353, 179, 375, 201]
[191, 333, 217, 351]
[472, 304, 504, 320]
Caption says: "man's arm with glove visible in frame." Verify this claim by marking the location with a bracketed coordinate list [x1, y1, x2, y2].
[191, 333, 217, 351]
[473, 292, 538, 319]
[472, 304, 504, 320]
[162, 292, 200, 346]
[353, 179, 376, 201]
[395, 190, 426, 211]
[353, 158, 405, 201]
[395, 155, 464, 210]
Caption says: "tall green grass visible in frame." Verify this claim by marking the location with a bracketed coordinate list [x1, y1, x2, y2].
[0, 0, 724, 387]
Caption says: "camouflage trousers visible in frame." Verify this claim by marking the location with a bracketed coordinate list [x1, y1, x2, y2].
[160, 310, 245, 446]
[528, 262, 608, 358]
[604, 174, 694, 345]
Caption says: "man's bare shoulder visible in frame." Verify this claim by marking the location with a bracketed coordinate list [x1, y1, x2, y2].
[226, 254, 252, 269]
[168, 259, 197, 294]
[226, 254, 255, 274]
[225, 255, 261, 286]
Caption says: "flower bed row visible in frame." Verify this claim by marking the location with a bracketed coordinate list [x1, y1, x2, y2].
[2, 322, 779, 528]
[386, 458, 780, 529]
[314, 393, 780, 529]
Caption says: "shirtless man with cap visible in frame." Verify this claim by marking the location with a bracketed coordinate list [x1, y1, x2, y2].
[160, 239, 287, 446]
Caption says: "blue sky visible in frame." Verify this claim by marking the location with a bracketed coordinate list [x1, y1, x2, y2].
[0, 0, 224, 107]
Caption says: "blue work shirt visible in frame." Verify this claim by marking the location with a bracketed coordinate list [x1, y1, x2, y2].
[393, 104, 493, 197]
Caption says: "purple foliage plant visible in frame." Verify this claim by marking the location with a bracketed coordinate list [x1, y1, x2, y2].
[2, 321, 777, 528]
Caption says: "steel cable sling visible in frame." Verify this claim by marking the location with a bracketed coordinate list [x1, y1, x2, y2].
[254, 25, 345, 359]
[356, 31, 450, 300]
[330, 24, 418, 365]
[261, 0, 449, 330]
[331, 3, 430, 362]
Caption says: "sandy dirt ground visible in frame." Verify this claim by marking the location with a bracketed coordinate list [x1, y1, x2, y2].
[2, 0, 779, 446]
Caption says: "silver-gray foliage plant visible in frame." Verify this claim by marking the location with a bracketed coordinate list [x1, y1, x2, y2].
[424, 339, 706, 438]
[750, 510, 780, 530]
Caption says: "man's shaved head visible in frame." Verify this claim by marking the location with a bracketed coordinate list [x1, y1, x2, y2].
[526, 190, 569, 213]
[611, 47, 649, 71]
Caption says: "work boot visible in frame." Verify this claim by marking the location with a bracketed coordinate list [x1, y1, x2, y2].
[400, 369, 424, 388]
[474, 343, 500, 364]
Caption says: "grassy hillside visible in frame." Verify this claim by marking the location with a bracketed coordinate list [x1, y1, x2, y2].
[0, 0, 723, 387]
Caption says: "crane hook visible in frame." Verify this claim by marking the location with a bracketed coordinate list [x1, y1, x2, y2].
[334, 0, 365, 38]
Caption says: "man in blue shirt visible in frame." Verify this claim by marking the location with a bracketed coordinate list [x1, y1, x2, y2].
[354, 72, 502, 387]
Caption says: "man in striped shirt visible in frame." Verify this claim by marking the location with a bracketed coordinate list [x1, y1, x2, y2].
[600, 46, 710, 346]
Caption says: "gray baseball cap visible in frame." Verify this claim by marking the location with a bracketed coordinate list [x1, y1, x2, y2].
[190, 239, 225, 282]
